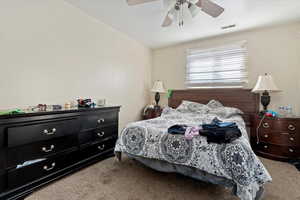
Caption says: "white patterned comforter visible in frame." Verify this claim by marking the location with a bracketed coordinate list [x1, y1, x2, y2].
[115, 108, 272, 200]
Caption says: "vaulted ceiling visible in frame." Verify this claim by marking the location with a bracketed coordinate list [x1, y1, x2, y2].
[65, 0, 300, 49]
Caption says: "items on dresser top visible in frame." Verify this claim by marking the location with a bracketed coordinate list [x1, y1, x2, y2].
[0, 106, 120, 200]
[251, 115, 300, 161]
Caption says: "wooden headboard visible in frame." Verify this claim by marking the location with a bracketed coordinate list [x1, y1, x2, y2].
[168, 89, 259, 127]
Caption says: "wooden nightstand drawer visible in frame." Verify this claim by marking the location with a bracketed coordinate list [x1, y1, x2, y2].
[258, 132, 299, 146]
[259, 119, 299, 133]
[256, 142, 299, 158]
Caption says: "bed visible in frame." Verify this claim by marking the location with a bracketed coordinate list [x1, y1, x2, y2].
[114, 89, 272, 200]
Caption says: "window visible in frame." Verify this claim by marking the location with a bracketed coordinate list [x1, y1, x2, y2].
[186, 43, 248, 88]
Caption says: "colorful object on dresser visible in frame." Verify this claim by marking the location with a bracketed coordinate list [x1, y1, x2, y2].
[0, 109, 25, 115]
[167, 89, 173, 99]
[77, 98, 96, 108]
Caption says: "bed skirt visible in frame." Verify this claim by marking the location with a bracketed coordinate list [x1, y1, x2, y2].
[124, 153, 264, 200]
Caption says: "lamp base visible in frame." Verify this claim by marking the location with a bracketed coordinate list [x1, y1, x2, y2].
[261, 90, 270, 112]
[155, 92, 160, 106]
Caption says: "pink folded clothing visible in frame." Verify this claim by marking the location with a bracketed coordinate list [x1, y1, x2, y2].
[184, 126, 200, 140]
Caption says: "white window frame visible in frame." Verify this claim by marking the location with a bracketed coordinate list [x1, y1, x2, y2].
[185, 41, 248, 89]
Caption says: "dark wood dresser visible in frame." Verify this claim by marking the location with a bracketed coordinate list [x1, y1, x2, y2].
[251, 115, 300, 161]
[0, 106, 120, 200]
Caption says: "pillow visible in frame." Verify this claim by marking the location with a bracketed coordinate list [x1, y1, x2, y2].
[161, 107, 177, 116]
[176, 100, 209, 114]
[207, 99, 224, 109]
[209, 106, 244, 118]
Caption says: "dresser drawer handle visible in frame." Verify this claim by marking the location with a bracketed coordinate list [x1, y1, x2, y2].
[288, 124, 296, 131]
[262, 123, 270, 129]
[43, 162, 56, 171]
[98, 144, 105, 150]
[289, 148, 294, 153]
[264, 134, 269, 138]
[97, 119, 105, 124]
[280, 132, 290, 135]
[264, 145, 268, 149]
[97, 132, 105, 137]
[43, 128, 56, 135]
[42, 145, 55, 153]
[290, 137, 295, 141]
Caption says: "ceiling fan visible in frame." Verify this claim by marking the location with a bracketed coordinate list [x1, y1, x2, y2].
[126, 0, 224, 27]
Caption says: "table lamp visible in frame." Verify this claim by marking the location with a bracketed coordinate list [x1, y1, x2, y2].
[252, 73, 280, 114]
[151, 80, 166, 108]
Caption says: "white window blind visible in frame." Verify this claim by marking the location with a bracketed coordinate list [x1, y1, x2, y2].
[186, 43, 248, 88]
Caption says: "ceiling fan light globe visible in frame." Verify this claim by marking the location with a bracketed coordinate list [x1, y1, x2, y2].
[162, 14, 173, 27]
[188, 3, 200, 18]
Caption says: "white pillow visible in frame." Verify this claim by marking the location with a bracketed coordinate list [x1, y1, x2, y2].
[176, 100, 209, 114]
[207, 99, 224, 109]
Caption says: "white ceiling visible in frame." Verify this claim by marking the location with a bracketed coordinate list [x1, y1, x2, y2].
[65, 0, 300, 49]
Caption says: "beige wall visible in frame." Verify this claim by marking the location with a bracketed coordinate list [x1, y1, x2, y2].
[0, 0, 152, 129]
[153, 22, 300, 115]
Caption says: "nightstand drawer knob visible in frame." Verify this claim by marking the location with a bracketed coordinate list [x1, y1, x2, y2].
[264, 145, 268, 149]
[288, 124, 296, 131]
[262, 123, 270, 129]
[264, 134, 269, 138]
[289, 148, 294, 153]
[290, 137, 295, 141]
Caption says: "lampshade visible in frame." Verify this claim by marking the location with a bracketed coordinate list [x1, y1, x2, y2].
[252, 74, 280, 93]
[151, 81, 166, 93]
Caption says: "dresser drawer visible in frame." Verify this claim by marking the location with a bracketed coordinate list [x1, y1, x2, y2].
[7, 151, 77, 190]
[256, 142, 299, 158]
[259, 131, 299, 146]
[0, 172, 4, 193]
[80, 138, 117, 159]
[7, 118, 79, 148]
[80, 111, 118, 131]
[259, 119, 298, 134]
[79, 125, 118, 145]
[7, 136, 78, 168]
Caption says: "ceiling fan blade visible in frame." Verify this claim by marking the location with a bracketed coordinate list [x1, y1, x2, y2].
[161, 13, 173, 27]
[197, 0, 224, 18]
[126, 0, 159, 6]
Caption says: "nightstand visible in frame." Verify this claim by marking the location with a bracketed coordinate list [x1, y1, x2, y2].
[251, 115, 300, 161]
[143, 106, 162, 120]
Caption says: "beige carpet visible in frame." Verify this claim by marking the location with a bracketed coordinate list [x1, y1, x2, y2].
[26, 156, 300, 200]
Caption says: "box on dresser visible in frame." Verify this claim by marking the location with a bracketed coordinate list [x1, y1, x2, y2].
[251, 115, 300, 161]
[0, 106, 120, 200]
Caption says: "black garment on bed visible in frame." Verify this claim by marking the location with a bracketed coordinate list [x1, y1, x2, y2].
[168, 125, 187, 135]
[167, 118, 242, 144]
[201, 117, 242, 144]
